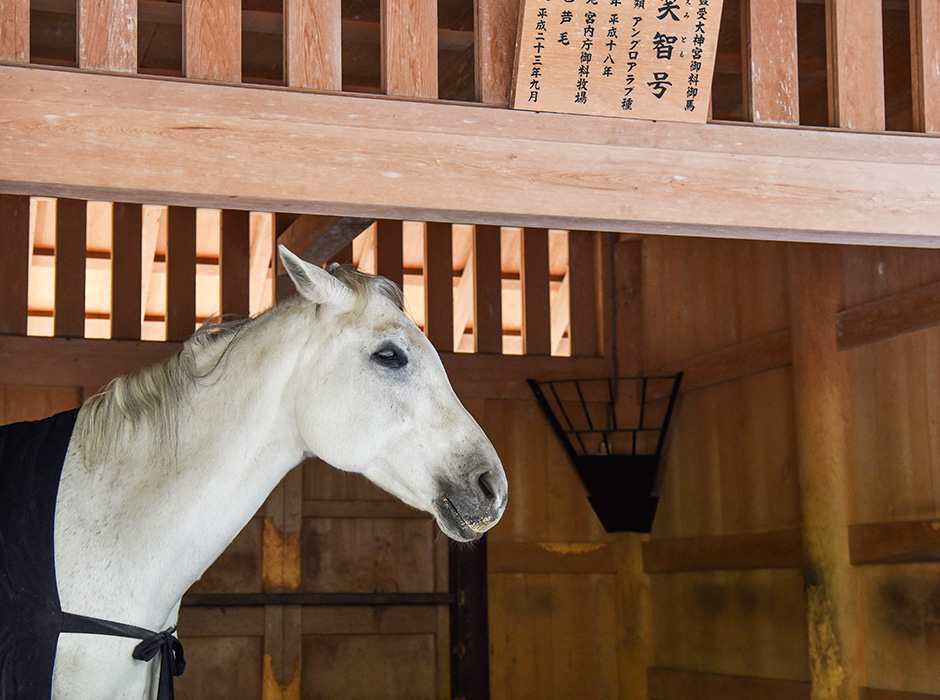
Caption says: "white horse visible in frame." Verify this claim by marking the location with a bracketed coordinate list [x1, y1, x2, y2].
[49, 246, 507, 699]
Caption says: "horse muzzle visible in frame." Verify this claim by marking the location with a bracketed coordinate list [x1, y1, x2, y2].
[434, 466, 508, 542]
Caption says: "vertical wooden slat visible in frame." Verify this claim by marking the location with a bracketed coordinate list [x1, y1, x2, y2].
[788, 243, 863, 700]
[375, 219, 404, 289]
[0, 194, 30, 335]
[567, 230, 598, 357]
[613, 237, 643, 373]
[183, 0, 242, 82]
[911, 0, 940, 133]
[111, 202, 143, 340]
[826, 0, 886, 129]
[0, 0, 29, 62]
[381, 0, 438, 98]
[221, 209, 251, 318]
[54, 199, 87, 339]
[475, 0, 521, 105]
[166, 206, 197, 342]
[520, 227, 551, 356]
[473, 224, 502, 354]
[424, 221, 454, 352]
[77, 0, 137, 72]
[743, 0, 799, 124]
[284, 0, 341, 89]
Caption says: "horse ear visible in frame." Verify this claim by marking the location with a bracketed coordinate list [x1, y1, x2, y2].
[278, 245, 354, 308]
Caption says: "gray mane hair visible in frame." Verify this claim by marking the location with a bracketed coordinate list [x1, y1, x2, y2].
[74, 263, 403, 469]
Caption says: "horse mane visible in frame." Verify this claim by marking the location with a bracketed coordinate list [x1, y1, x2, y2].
[74, 264, 403, 469]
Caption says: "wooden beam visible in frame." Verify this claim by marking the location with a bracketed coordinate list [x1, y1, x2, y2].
[788, 243, 863, 700]
[283, 0, 341, 90]
[642, 530, 803, 573]
[837, 278, 940, 349]
[848, 519, 940, 565]
[489, 541, 618, 574]
[4, 67, 940, 245]
[424, 221, 454, 352]
[0, 194, 30, 334]
[647, 668, 810, 700]
[520, 227, 551, 356]
[568, 231, 598, 357]
[0, 0, 29, 62]
[221, 209, 251, 318]
[473, 224, 502, 354]
[54, 198, 87, 339]
[111, 202, 143, 340]
[77, 0, 137, 72]
[911, 0, 940, 134]
[375, 219, 403, 288]
[166, 206, 197, 342]
[743, 0, 799, 124]
[278, 215, 374, 266]
[861, 689, 940, 700]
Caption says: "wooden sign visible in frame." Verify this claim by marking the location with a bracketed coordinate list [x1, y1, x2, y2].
[511, 0, 723, 123]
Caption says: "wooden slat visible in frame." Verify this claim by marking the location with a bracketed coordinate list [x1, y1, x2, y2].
[837, 278, 940, 349]
[613, 238, 642, 373]
[166, 206, 197, 342]
[567, 231, 598, 357]
[474, 0, 521, 105]
[788, 243, 861, 700]
[862, 689, 940, 700]
[520, 227, 551, 356]
[183, 0, 241, 82]
[424, 221, 454, 352]
[647, 668, 810, 700]
[911, 0, 940, 134]
[489, 541, 618, 574]
[375, 219, 403, 289]
[221, 209, 251, 318]
[111, 202, 143, 340]
[301, 499, 422, 519]
[77, 0, 137, 72]
[849, 519, 940, 565]
[283, 0, 341, 90]
[473, 224, 502, 354]
[381, 0, 437, 98]
[0, 0, 29, 62]
[4, 67, 940, 245]
[743, 0, 799, 124]
[642, 530, 803, 573]
[54, 198, 87, 339]
[826, 0, 886, 129]
[648, 328, 792, 399]
[278, 215, 374, 266]
[0, 194, 30, 335]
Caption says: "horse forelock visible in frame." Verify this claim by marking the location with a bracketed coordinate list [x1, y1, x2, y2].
[327, 264, 404, 312]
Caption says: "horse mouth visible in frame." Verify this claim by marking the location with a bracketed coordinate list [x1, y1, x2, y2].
[438, 498, 487, 542]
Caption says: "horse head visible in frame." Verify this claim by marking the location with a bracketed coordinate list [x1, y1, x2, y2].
[279, 246, 507, 542]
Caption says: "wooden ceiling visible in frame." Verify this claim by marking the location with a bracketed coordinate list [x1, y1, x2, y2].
[26, 0, 919, 128]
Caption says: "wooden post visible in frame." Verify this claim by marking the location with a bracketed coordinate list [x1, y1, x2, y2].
[0, 0, 29, 62]
[111, 202, 143, 340]
[221, 209, 251, 319]
[424, 221, 454, 352]
[911, 0, 940, 134]
[166, 206, 197, 342]
[743, 0, 799, 124]
[183, 0, 242, 82]
[54, 199, 87, 339]
[826, 0, 885, 129]
[283, 0, 341, 89]
[0, 194, 30, 335]
[568, 231, 599, 357]
[78, 0, 137, 72]
[521, 227, 551, 356]
[473, 224, 502, 354]
[381, 0, 438, 98]
[788, 243, 864, 700]
[375, 219, 404, 289]
[475, 0, 521, 105]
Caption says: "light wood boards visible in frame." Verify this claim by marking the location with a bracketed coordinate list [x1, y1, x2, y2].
[77, 0, 137, 72]
[0, 0, 29, 62]
[183, 0, 241, 82]
[826, 0, 885, 129]
[283, 0, 341, 90]
[381, 0, 437, 98]
[743, 0, 799, 124]
[4, 66, 940, 245]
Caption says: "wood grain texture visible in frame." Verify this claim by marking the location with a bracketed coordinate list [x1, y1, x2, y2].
[826, 0, 886, 129]
[221, 209, 251, 318]
[837, 278, 940, 349]
[184, 0, 241, 82]
[283, 0, 341, 90]
[474, 0, 521, 105]
[849, 520, 940, 565]
[910, 0, 940, 134]
[375, 219, 403, 289]
[473, 224, 502, 354]
[424, 221, 454, 352]
[648, 668, 810, 700]
[643, 530, 803, 573]
[568, 231, 598, 357]
[77, 0, 137, 72]
[743, 0, 799, 123]
[166, 206, 197, 341]
[110, 202, 143, 340]
[381, 0, 437, 98]
[4, 67, 940, 245]
[0, 0, 29, 62]
[0, 194, 30, 335]
[54, 198, 87, 339]
[521, 227, 551, 356]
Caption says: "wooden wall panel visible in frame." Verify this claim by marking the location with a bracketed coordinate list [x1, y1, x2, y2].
[283, 0, 341, 90]
[0, 194, 30, 335]
[175, 636, 264, 700]
[0, 0, 28, 62]
[77, 0, 137, 72]
[0, 384, 83, 424]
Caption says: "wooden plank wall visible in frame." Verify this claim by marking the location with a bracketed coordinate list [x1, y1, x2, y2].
[638, 235, 940, 700]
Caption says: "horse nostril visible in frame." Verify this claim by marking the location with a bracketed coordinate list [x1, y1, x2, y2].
[477, 471, 497, 501]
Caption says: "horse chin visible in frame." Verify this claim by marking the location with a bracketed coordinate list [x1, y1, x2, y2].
[433, 497, 491, 543]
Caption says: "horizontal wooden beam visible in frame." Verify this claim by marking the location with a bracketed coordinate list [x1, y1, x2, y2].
[647, 328, 792, 399]
[861, 689, 940, 700]
[647, 668, 810, 700]
[848, 519, 940, 565]
[0, 334, 613, 400]
[181, 592, 455, 607]
[642, 529, 803, 573]
[3, 66, 940, 245]
[302, 499, 426, 519]
[837, 278, 940, 349]
[489, 541, 618, 574]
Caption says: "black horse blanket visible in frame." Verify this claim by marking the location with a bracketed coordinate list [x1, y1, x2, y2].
[0, 410, 79, 700]
[0, 410, 185, 700]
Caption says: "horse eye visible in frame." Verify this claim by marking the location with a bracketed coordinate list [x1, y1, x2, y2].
[373, 345, 407, 369]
